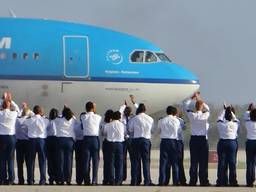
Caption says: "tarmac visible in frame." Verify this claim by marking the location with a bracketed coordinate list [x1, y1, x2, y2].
[0, 150, 255, 192]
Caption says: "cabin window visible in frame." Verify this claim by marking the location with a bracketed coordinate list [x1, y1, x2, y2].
[23, 53, 28, 60]
[131, 51, 144, 62]
[33, 53, 39, 60]
[155, 53, 172, 62]
[12, 53, 17, 60]
[145, 51, 157, 62]
[0, 53, 7, 60]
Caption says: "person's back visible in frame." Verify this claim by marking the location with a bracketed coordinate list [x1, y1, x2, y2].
[129, 113, 153, 139]
[0, 107, 18, 135]
[81, 112, 101, 136]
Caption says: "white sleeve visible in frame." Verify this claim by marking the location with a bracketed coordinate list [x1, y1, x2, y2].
[11, 101, 20, 113]
[217, 110, 225, 121]
[119, 104, 126, 114]
[134, 103, 139, 109]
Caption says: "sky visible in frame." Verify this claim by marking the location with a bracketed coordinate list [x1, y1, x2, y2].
[0, 0, 255, 105]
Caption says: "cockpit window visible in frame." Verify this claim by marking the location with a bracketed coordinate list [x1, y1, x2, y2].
[131, 51, 144, 62]
[145, 51, 157, 62]
[156, 53, 172, 62]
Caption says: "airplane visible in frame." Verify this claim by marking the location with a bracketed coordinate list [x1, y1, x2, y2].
[0, 17, 199, 115]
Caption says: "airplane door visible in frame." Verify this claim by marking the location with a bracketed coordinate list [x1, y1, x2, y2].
[63, 36, 89, 78]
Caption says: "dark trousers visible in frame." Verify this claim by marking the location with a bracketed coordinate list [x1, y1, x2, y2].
[133, 138, 152, 185]
[75, 139, 84, 185]
[46, 136, 57, 184]
[102, 139, 111, 185]
[28, 138, 46, 184]
[246, 140, 256, 186]
[130, 138, 142, 185]
[177, 140, 186, 184]
[189, 136, 209, 185]
[0, 135, 16, 184]
[159, 139, 179, 185]
[108, 142, 124, 185]
[83, 136, 100, 184]
[56, 137, 74, 184]
[217, 139, 238, 186]
[122, 139, 129, 181]
[16, 139, 29, 184]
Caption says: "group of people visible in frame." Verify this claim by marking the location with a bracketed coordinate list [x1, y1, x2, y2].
[0, 91, 256, 187]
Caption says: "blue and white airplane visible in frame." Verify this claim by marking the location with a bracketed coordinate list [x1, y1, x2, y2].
[0, 18, 199, 114]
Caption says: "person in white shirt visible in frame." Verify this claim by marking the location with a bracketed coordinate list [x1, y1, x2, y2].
[74, 112, 86, 185]
[15, 107, 32, 185]
[128, 103, 154, 186]
[243, 103, 254, 121]
[216, 106, 239, 187]
[119, 95, 141, 184]
[0, 100, 18, 185]
[46, 108, 59, 185]
[54, 106, 77, 185]
[24, 105, 49, 185]
[245, 108, 256, 187]
[156, 106, 180, 186]
[103, 111, 126, 185]
[101, 109, 113, 185]
[80, 101, 102, 185]
[183, 92, 210, 186]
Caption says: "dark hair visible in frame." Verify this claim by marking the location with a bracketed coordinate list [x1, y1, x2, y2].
[33, 105, 43, 115]
[62, 106, 73, 121]
[104, 109, 113, 123]
[166, 106, 177, 115]
[49, 108, 59, 120]
[124, 106, 132, 117]
[224, 107, 233, 121]
[112, 111, 121, 120]
[85, 101, 94, 112]
[136, 103, 146, 115]
[250, 109, 256, 122]
[80, 112, 86, 121]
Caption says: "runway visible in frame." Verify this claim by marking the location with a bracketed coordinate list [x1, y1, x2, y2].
[0, 150, 254, 191]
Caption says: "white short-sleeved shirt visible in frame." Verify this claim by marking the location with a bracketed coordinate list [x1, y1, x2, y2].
[0, 109, 18, 135]
[81, 112, 102, 136]
[128, 113, 154, 139]
[24, 114, 49, 139]
[103, 120, 126, 142]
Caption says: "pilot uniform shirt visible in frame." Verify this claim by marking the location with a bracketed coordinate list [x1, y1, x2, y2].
[16, 116, 29, 140]
[119, 103, 138, 138]
[183, 99, 210, 137]
[243, 111, 250, 121]
[103, 120, 126, 142]
[24, 114, 49, 139]
[74, 122, 84, 141]
[245, 121, 256, 140]
[177, 118, 185, 141]
[81, 112, 102, 136]
[0, 109, 18, 135]
[156, 115, 180, 139]
[128, 113, 154, 139]
[53, 117, 77, 139]
[217, 110, 239, 140]
[47, 120, 57, 137]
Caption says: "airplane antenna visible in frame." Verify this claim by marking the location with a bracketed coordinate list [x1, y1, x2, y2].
[8, 9, 17, 18]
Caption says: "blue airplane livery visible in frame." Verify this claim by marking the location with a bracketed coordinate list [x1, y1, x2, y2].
[0, 17, 199, 114]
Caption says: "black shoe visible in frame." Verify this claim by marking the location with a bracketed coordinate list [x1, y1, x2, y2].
[247, 183, 254, 187]
[200, 182, 211, 186]
[180, 183, 188, 186]
[189, 182, 196, 186]
[144, 182, 155, 186]
[230, 183, 239, 187]
[91, 182, 98, 186]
